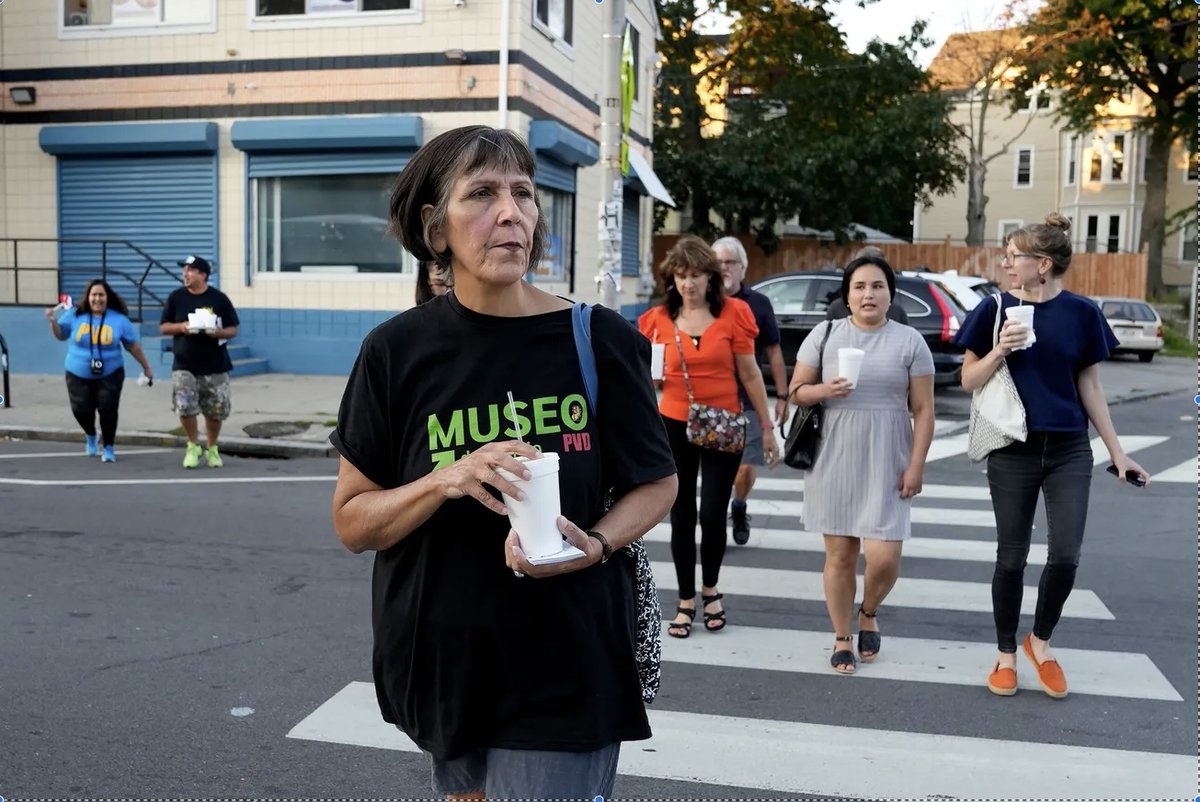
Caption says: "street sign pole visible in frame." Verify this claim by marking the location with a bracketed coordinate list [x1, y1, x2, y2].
[595, 0, 626, 311]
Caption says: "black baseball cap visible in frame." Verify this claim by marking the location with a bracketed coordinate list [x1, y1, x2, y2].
[179, 255, 212, 275]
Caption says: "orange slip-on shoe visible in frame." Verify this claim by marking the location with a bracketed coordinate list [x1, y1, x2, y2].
[987, 662, 1017, 696]
[1023, 633, 1068, 698]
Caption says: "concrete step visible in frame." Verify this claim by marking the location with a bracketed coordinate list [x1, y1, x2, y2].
[231, 357, 269, 377]
[226, 343, 251, 361]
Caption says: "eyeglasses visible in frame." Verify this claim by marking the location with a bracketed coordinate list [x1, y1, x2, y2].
[1001, 252, 1041, 266]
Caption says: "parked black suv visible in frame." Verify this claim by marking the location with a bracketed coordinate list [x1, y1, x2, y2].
[751, 270, 967, 387]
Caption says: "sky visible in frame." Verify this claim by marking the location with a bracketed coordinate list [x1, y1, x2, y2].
[697, 0, 1016, 68]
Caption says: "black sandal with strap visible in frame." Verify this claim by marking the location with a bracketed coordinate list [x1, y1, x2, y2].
[667, 605, 695, 639]
[831, 634, 856, 674]
[858, 606, 881, 662]
[701, 593, 726, 632]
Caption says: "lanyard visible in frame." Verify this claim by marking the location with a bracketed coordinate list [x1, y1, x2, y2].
[89, 311, 108, 359]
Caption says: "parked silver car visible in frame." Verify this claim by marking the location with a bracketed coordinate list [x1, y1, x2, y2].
[1091, 296, 1164, 362]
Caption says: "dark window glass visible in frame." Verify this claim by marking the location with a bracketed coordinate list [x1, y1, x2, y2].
[258, 0, 306, 14]
[1089, 150, 1102, 182]
[1085, 215, 1099, 253]
[1106, 216, 1120, 253]
[1016, 149, 1032, 186]
[1110, 135, 1125, 181]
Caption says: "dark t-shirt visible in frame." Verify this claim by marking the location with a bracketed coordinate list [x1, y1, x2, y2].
[732, 284, 781, 406]
[953, 291, 1117, 432]
[160, 286, 239, 375]
[329, 293, 676, 761]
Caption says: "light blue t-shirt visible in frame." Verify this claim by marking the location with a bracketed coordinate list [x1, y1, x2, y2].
[57, 309, 138, 379]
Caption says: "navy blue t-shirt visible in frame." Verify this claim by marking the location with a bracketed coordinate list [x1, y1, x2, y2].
[732, 284, 781, 405]
[953, 291, 1117, 433]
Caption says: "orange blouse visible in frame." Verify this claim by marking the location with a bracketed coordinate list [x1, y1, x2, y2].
[638, 298, 758, 422]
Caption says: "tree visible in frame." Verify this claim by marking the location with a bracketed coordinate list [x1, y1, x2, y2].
[930, 27, 1048, 246]
[652, 0, 965, 250]
[1008, 0, 1197, 296]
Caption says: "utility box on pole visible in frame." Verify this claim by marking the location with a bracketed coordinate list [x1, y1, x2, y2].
[595, 0, 627, 311]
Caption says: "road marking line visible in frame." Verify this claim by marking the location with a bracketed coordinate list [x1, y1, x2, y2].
[1150, 457, 1196, 484]
[1089, 435, 1168, 465]
[708, 497, 997, 527]
[658, 623, 1181, 701]
[0, 448, 173, 460]
[746, 476, 992, 500]
[649, 561, 1114, 619]
[0, 475, 335, 486]
[287, 682, 1195, 798]
[645, 524, 1043, 564]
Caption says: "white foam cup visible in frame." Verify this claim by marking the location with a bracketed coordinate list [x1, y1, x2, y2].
[496, 452, 563, 559]
[650, 343, 665, 380]
[837, 347, 865, 388]
[1006, 305, 1035, 349]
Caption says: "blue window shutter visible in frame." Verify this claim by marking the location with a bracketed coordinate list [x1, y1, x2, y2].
[57, 154, 218, 314]
[622, 189, 640, 276]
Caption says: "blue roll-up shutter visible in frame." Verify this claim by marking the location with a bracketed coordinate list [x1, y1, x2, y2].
[57, 154, 218, 314]
[622, 189, 640, 276]
[535, 157, 576, 193]
[245, 151, 413, 178]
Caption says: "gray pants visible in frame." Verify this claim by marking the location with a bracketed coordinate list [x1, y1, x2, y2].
[428, 742, 620, 799]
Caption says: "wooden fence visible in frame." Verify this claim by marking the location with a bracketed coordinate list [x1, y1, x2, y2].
[651, 236, 1149, 299]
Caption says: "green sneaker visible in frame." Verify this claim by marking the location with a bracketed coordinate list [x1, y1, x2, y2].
[205, 445, 223, 468]
[182, 441, 203, 469]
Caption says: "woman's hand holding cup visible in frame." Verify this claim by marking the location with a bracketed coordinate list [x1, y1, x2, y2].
[434, 439, 542, 515]
[505, 515, 600, 578]
[824, 377, 853, 400]
[997, 320, 1028, 356]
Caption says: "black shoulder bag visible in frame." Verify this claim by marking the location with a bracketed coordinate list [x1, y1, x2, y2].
[783, 320, 834, 470]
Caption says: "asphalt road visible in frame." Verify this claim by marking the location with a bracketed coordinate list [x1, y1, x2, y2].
[1, 392, 1195, 799]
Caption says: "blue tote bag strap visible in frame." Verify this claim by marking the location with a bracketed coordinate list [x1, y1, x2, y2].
[572, 302, 598, 412]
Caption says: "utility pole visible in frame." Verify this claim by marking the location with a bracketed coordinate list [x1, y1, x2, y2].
[595, 0, 627, 310]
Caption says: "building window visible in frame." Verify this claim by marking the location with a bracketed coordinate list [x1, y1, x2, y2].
[1139, 135, 1149, 184]
[63, 0, 212, 27]
[534, 187, 573, 282]
[1015, 148, 1032, 187]
[255, 0, 409, 17]
[1187, 143, 1199, 182]
[1089, 148, 1103, 182]
[1106, 215, 1121, 253]
[998, 220, 1022, 245]
[252, 173, 410, 274]
[534, 0, 573, 45]
[1085, 215, 1099, 253]
[1110, 134, 1125, 181]
[1035, 91, 1050, 110]
[1065, 136, 1077, 185]
[1182, 220, 1197, 264]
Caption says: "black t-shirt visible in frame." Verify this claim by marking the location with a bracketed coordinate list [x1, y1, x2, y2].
[330, 293, 676, 761]
[732, 284, 781, 405]
[160, 286, 240, 375]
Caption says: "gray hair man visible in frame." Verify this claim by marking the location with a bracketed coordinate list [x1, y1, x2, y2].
[713, 236, 788, 545]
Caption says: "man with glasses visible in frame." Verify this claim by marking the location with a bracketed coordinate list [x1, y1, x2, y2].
[160, 255, 240, 469]
[713, 237, 787, 545]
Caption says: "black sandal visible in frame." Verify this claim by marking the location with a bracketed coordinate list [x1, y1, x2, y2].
[701, 593, 726, 632]
[831, 634, 856, 674]
[858, 606, 881, 663]
[667, 605, 695, 639]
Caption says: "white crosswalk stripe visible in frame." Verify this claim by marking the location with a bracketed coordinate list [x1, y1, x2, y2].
[288, 432, 1191, 798]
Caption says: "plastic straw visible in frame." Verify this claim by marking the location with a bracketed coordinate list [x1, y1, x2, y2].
[507, 391, 523, 443]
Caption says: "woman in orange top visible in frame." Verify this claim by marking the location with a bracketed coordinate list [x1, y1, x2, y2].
[639, 236, 779, 638]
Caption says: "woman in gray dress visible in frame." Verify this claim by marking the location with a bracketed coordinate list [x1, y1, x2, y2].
[786, 255, 935, 674]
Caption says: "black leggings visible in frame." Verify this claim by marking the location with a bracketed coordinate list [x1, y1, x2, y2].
[663, 416, 743, 599]
[65, 369, 125, 446]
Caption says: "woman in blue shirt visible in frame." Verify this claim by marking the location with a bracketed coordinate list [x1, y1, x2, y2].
[955, 213, 1150, 700]
[45, 279, 154, 462]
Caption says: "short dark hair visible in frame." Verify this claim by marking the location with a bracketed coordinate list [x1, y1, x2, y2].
[389, 126, 547, 276]
[414, 261, 453, 305]
[76, 279, 129, 317]
[657, 235, 724, 319]
[841, 255, 896, 305]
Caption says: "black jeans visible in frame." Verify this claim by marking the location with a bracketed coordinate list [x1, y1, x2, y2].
[663, 416, 743, 599]
[65, 368, 125, 445]
[986, 431, 1093, 653]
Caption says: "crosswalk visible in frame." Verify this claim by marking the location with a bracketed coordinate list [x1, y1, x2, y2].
[287, 433, 1196, 798]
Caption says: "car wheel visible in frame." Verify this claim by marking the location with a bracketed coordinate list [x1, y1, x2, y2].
[1138, 352, 1154, 363]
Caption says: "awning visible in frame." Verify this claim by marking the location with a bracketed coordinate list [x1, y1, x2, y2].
[627, 148, 676, 208]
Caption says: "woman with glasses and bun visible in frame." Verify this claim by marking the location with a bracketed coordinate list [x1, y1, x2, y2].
[955, 212, 1150, 700]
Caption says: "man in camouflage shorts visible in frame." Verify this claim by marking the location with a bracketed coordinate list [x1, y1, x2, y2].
[160, 256, 240, 468]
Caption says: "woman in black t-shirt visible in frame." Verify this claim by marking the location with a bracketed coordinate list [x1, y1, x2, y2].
[955, 213, 1150, 700]
[330, 126, 678, 800]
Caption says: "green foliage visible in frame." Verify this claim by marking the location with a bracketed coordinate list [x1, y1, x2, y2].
[1162, 324, 1197, 358]
[652, 0, 965, 249]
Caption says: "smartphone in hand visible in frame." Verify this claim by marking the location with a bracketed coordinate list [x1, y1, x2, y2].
[1106, 464, 1146, 487]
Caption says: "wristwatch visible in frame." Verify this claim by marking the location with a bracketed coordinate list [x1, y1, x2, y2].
[586, 530, 613, 563]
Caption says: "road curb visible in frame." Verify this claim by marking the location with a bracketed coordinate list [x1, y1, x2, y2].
[0, 425, 336, 459]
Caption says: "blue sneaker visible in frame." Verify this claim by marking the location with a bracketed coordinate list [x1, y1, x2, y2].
[85, 434, 98, 457]
[101, 445, 116, 463]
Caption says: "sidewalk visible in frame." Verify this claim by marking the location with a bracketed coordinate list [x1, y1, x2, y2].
[0, 356, 1194, 458]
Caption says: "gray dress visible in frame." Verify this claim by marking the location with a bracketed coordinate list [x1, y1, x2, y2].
[795, 319, 935, 540]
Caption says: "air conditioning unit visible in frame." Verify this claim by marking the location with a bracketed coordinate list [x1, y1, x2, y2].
[67, 12, 89, 25]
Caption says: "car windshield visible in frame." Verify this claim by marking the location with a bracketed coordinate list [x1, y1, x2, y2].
[1100, 301, 1156, 322]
